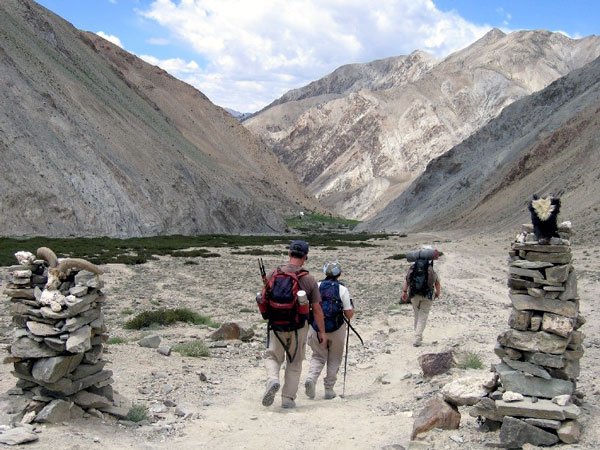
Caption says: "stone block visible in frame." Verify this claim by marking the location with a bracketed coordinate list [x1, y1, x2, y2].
[497, 330, 570, 355]
[545, 264, 571, 283]
[495, 398, 581, 420]
[63, 307, 101, 332]
[70, 361, 106, 380]
[502, 358, 551, 379]
[34, 399, 72, 423]
[499, 416, 559, 448]
[26, 321, 61, 337]
[507, 309, 532, 331]
[524, 252, 571, 264]
[0, 428, 39, 445]
[10, 337, 59, 358]
[31, 354, 84, 384]
[529, 314, 543, 331]
[542, 313, 574, 338]
[66, 325, 92, 353]
[72, 390, 112, 409]
[559, 271, 578, 301]
[523, 418, 561, 429]
[498, 369, 573, 399]
[441, 372, 497, 406]
[523, 351, 565, 369]
[557, 420, 581, 444]
[138, 334, 161, 348]
[512, 243, 569, 253]
[509, 267, 543, 279]
[510, 294, 577, 318]
[494, 343, 522, 360]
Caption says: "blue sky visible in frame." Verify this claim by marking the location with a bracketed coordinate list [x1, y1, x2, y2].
[36, 1, 600, 113]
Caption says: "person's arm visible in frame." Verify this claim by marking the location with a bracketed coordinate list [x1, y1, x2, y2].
[312, 302, 327, 344]
[434, 280, 441, 299]
[340, 285, 354, 320]
[401, 280, 409, 302]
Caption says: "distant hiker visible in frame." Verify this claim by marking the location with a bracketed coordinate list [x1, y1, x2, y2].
[257, 240, 326, 409]
[401, 246, 441, 347]
[305, 261, 354, 400]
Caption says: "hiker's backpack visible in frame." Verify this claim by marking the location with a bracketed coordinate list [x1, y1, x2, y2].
[408, 259, 435, 298]
[314, 280, 345, 333]
[259, 267, 309, 331]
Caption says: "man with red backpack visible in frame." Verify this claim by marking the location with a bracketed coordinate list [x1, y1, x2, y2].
[258, 240, 326, 408]
[305, 261, 354, 400]
[401, 246, 441, 347]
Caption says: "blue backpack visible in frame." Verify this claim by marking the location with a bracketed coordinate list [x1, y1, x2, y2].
[313, 280, 345, 333]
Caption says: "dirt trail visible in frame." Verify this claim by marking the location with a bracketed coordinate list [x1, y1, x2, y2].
[1, 232, 599, 449]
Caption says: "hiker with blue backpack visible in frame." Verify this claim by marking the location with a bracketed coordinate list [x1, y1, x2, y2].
[257, 240, 326, 409]
[401, 246, 441, 347]
[304, 261, 355, 400]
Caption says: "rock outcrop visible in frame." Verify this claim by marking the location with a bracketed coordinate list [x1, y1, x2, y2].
[245, 29, 600, 220]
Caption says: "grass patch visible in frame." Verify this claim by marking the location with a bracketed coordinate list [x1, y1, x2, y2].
[120, 308, 134, 315]
[172, 340, 211, 358]
[458, 351, 484, 370]
[285, 212, 360, 232]
[106, 336, 128, 345]
[150, 300, 160, 306]
[239, 307, 254, 313]
[127, 404, 149, 422]
[124, 308, 219, 330]
[0, 232, 391, 266]
[230, 249, 285, 256]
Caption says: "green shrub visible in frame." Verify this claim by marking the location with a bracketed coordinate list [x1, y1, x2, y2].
[173, 340, 211, 357]
[385, 253, 407, 260]
[458, 352, 484, 370]
[120, 308, 134, 315]
[106, 336, 128, 345]
[124, 308, 219, 330]
[127, 404, 149, 422]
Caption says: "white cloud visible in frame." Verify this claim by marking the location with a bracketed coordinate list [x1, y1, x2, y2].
[96, 31, 124, 48]
[147, 37, 170, 46]
[139, 0, 491, 112]
[140, 55, 200, 73]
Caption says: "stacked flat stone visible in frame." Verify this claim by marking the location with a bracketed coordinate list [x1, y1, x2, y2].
[3, 252, 121, 423]
[471, 222, 584, 446]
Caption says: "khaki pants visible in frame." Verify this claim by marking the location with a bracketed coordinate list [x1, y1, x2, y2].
[411, 295, 433, 343]
[306, 325, 346, 389]
[264, 323, 309, 400]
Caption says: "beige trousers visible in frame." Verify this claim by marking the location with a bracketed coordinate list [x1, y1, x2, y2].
[411, 295, 433, 343]
[306, 325, 346, 389]
[264, 323, 309, 400]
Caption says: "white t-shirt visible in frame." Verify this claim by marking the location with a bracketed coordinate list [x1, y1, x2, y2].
[318, 281, 353, 310]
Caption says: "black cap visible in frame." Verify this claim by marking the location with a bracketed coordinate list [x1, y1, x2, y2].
[289, 240, 309, 256]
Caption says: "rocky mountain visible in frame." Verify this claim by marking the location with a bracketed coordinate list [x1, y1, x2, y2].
[0, 0, 322, 237]
[359, 54, 600, 241]
[244, 29, 600, 220]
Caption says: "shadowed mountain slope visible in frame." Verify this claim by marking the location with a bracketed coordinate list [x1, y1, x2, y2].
[360, 55, 600, 241]
[0, 0, 321, 237]
[245, 29, 600, 220]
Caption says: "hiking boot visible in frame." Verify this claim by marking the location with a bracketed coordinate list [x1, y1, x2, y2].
[324, 388, 336, 400]
[262, 379, 280, 407]
[305, 379, 316, 399]
[281, 397, 296, 408]
[413, 341, 422, 347]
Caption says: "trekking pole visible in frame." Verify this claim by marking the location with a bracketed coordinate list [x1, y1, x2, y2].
[341, 320, 350, 398]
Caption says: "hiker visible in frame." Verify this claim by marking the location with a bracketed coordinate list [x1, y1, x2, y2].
[260, 240, 326, 409]
[401, 246, 441, 347]
[305, 261, 354, 400]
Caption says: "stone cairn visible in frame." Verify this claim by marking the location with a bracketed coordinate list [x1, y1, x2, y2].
[470, 222, 584, 447]
[3, 247, 126, 424]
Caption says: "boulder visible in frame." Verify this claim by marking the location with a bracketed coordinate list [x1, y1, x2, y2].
[441, 372, 496, 406]
[0, 427, 39, 445]
[411, 397, 460, 439]
[208, 322, 254, 342]
[469, 397, 503, 422]
[138, 334, 161, 348]
[499, 416, 559, 448]
[418, 351, 455, 377]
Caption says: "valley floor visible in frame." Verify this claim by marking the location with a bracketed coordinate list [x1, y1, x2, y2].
[1, 231, 599, 449]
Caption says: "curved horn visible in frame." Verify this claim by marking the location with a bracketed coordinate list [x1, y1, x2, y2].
[56, 258, 104, 276]
[37, 247, 58, 268]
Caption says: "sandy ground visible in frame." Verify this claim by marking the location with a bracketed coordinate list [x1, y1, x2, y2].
[1, 231, 599, 449]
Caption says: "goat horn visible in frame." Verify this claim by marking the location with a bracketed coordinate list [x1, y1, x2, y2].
[37, 247, 58, 268]
[56, 258, 104, 276]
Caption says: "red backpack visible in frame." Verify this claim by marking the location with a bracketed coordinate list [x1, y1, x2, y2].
[259, 267, 309, 331]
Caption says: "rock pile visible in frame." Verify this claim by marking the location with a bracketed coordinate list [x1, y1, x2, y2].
[2, 248, 127, 424]
[470, 222, 584, 447]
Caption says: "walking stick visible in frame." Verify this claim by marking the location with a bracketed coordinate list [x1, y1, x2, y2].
[341, 320, 350, 398]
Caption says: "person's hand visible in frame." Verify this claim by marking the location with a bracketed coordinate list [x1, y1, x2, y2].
[318, 331, 327, 346]
[434, 291, 440, 299]
[401, 292, 408, 303]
